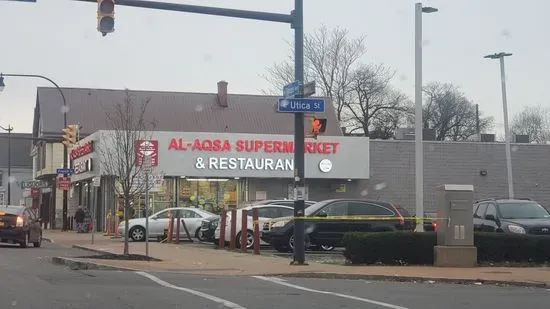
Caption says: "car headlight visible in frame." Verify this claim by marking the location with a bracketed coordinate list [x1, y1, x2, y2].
[271, 220, 289, 228]
[508, 224, 526, 234]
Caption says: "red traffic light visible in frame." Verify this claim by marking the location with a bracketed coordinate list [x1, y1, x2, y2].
[311, 118, 327, 135]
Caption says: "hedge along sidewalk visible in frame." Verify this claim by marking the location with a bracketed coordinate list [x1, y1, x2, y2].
[56, 240, 550, 287]
[343, 231, 550, 266]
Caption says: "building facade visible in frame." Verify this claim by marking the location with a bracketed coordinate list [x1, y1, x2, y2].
[31, 81, 342, 229]
[0, 133, 33, 206]
[366, 140, 550, 211]
[69, 130, 370, 230]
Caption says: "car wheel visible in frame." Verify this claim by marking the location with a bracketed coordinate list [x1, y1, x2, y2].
[288, 233, 310, 251]
[236, 230, 254, 249]
[320, 245, 334, 251]
[20, 233, 29, 248]
[129, 226, 146, 242]
[196, 228, 207, 241]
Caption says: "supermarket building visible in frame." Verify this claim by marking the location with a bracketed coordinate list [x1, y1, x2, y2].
[31, 82, 369, 229]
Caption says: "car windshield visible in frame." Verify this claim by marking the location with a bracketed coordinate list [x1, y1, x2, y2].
[499, 202, 550, 219]
[193, 208, 216, 218]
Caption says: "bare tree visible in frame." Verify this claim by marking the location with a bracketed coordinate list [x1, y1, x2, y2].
[422, 82, 493, 141]
[344, 64, 412, 137]
[98, 89, 156, 255]
[261, 24, 367, 122]
[511, 105, 550, 144]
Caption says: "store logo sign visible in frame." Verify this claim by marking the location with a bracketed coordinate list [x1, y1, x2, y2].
[168, 138, 339, 154]
[136, 140, 159, 166]
[70, 141, 94, 160]
[318, 159, 332, 173]
[74, 158, 93, 175]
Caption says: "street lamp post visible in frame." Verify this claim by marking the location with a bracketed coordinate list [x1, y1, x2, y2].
[0, 73, 69, 229]
[484, 52, 514, 199]
[0, 124, 13, 205]
[414, 3, 438, 232]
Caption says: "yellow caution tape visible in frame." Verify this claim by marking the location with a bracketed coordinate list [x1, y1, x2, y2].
[264, 216, 447, 221]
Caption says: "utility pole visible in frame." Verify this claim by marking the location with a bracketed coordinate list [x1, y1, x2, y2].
[74, 0, 308, 264]
[476, 104, 480, 141]
[143, 155, 152, 259]
[414, 3, 438, 232]
[0, 73, 68, 229]
[0, 124, 13, 205]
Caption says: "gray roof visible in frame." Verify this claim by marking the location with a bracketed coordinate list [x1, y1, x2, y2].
[0, 133, 33, 168]
[34, 86, 343, 137]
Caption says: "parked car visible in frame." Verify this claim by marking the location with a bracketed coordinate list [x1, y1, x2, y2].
[119, 207, 218, 241]
[423, 211, 438, 231]
[0, 205, 42, 248]
[261, 198, 415, 252]
[473, 198, 550, 234]
[199, 215, 219, 242]
[215, 204, 295, 249]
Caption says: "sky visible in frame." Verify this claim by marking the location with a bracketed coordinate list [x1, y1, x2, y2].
[0, 0, 548, 134]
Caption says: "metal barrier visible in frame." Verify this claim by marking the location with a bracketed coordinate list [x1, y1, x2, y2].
[229, 209, 237, 250]
[218, 209, 226, 249]
[252, 208, 260, 255]
[240, 209, 248, 252]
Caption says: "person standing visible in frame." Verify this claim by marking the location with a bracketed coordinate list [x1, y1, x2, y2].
[39, 203, 49, 229]
[75, 206, 86, 233]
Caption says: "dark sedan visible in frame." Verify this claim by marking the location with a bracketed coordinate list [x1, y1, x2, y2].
[473, 198, 550, 235]
[261, 198, 415, 252]
[0, 205, 42, 248]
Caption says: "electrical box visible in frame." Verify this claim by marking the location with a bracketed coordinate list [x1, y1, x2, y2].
[436, 184, 474, 246]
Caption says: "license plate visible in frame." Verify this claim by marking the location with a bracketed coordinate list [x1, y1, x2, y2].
[0, 222, 4, 227]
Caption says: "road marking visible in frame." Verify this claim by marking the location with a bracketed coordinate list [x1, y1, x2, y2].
[252, 276, 409, 309]
[135, 271, 248, 309]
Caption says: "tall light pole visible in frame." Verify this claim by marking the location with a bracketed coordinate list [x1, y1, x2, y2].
[414, 3, 438, 232]
[0, 124, 13, 205]
[484, 52, 514, 199]
[0, 73, 69, 229]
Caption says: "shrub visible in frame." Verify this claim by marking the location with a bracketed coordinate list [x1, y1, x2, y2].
[343, 231, 550, 265]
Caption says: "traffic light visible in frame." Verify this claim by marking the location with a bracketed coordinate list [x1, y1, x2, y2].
[97, 0, 115, 36]
[306, 117, 327, 138]
[62, 125, 78, 147]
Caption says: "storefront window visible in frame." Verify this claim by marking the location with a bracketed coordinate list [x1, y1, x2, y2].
[179, 178, 240, 214]
[149, 177, 175, 214]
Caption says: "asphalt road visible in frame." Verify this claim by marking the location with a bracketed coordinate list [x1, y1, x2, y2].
[1, 242, 549, 309]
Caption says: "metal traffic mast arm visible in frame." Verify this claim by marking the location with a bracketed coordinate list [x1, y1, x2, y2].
[74, 0, 294, 24]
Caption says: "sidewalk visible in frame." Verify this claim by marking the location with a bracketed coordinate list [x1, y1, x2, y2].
[44, 230, 550, 287]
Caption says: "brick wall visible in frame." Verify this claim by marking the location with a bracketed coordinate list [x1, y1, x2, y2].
[364, 140, 550, 212]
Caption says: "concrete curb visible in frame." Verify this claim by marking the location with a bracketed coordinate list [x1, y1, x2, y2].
[41, 237, 54, 243]
[51, 256, 139, 271]
[72, 244, 116, 255]
[270, 272, 550, 288]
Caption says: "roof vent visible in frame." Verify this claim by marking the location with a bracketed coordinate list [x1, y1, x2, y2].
[217, 81, 228, 107]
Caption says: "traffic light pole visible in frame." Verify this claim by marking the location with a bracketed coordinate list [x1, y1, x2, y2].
[73, 0, 307, 264]
[0, 74, 68, 230]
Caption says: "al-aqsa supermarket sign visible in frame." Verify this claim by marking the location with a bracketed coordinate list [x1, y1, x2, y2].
[168, 138, 340, 172]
